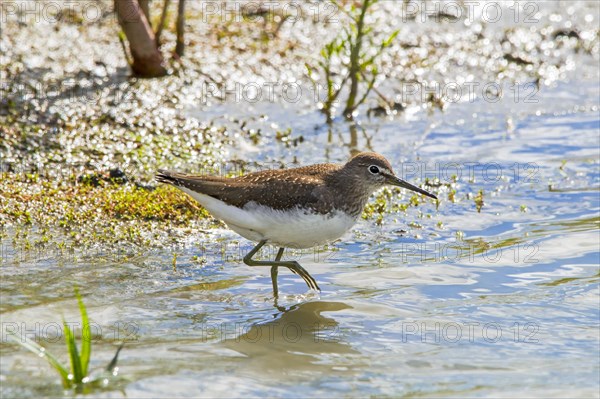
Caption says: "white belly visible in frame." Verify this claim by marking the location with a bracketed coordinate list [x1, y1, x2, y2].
[180, 188, 357, 249]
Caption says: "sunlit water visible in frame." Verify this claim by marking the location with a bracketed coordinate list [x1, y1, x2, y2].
[2, 76, 599, 398]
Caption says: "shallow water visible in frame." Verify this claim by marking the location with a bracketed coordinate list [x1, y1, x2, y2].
[2, 72, 599, 398]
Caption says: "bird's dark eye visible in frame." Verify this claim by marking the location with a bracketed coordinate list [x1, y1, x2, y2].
[369, 165, 380, 174]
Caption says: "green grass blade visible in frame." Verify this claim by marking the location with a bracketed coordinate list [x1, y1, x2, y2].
[75, 288, 91, 378]
[382, 29, 399, 48]
[7, 334, 71, 388]
[63, 319, 83, 384]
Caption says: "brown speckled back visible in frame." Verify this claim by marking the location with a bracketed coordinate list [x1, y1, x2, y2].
[156, 152, 395, 217]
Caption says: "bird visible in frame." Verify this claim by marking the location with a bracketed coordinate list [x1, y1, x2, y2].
[156, 152, 437, 297]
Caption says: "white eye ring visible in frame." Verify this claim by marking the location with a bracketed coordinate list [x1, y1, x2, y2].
[369, 165, 380, 174]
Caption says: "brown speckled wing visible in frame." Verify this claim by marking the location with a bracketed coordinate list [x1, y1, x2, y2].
[156, 163, 341, 214]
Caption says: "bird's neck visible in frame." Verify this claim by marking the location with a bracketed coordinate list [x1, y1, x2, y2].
[328, 171, 374, 218]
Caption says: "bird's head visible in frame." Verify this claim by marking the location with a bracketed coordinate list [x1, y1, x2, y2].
[343, 152, 437, 200]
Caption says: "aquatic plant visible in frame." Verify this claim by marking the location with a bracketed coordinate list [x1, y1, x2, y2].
[307, 0, 399, 122]
[474, 189, 485, 213]
[7, 288, 123, 393]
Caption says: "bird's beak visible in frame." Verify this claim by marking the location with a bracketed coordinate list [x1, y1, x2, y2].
[385, 174, 437, 200]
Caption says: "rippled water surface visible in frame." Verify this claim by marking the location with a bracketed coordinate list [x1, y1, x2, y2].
[2, 74, 598, 398]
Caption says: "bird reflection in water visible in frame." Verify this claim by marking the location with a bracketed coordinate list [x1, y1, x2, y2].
[221, 301, 360, 372]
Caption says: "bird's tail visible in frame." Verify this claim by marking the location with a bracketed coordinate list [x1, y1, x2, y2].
[156, 169, 225, 193]
[155, 169, 184, 186]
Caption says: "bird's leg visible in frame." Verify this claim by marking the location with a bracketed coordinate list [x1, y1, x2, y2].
[243, 240, 321, 294]
[244, 240, 280, 296]
[275, 260, 321, 291]
[271, 248, 284, 297]
[243, 239, 267, 263]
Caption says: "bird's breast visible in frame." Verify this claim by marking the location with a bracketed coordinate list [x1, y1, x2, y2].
[243, 202, 357, 249]
[177, 187, 358, 249]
